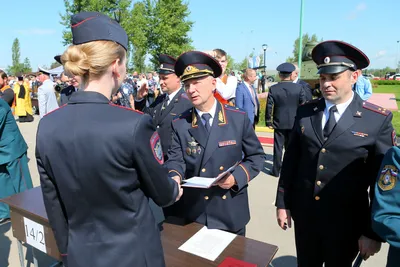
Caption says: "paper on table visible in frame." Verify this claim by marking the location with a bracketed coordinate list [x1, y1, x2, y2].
[178, 226, 236, 261]
[182, 162, 239, 188]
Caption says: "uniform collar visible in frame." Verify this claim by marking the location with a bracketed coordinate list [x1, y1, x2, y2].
[195, 97, 218, 120]
[167, 88, 180, 102]
[324, 91, 354, 116]
[68, 91, 110, 104]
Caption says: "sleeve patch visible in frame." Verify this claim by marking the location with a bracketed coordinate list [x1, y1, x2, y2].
[150, 132, 164, 165]
[378, 165, 397, 191]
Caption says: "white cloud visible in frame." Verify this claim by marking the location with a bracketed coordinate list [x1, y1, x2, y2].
[375, 50, 387, 59]
[356, 3, 367, 11]
[347, 2, 367, 20]
[15, 28, 56, 36]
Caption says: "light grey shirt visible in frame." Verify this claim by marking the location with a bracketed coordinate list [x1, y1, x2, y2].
[38, 79, 59, 118]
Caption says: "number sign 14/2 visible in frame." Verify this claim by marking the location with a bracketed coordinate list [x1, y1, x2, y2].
[23, 217, 47, 253]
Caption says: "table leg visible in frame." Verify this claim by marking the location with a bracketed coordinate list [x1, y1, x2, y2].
[17, 240, 24, 267]
[32, 247, 39, 267]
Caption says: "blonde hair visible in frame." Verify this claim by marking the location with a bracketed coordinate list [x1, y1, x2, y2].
[61, 40, 126, 85]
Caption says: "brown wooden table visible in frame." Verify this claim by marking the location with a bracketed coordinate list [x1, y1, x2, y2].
[1, 187, 278, 267]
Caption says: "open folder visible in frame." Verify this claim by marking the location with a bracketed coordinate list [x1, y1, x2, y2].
[181, 162, 239, 189]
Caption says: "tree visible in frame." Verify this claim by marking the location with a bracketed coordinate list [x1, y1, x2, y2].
[21, 57, 32, 73]
[60, 0, 132, 46]
[7, 38, 24, 75]
[233, 57, 248, 72]
[225, 54, 235, 74]
[127, 1, 150, 73]
[50, 61, 62, 69]
[148, 0, 193, 67]
[287, 33, 321, 62]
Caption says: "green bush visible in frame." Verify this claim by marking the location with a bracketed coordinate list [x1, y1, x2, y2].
[371, 80, 400, 86]
[257, 98, 267, 126]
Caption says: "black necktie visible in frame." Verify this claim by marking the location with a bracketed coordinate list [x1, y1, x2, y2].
[161, 95, 169, 114]
[201, 113, 212, 133]
[323, 105, 338, 139]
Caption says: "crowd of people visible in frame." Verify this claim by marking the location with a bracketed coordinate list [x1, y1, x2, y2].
[0, 10, 398, 267]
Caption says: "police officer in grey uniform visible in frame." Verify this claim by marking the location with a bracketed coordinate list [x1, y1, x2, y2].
[275, 40, 394, 266]
[266, 62, 306, 177]
[37, 12, 181, 267]
[165, 51, 265, 236]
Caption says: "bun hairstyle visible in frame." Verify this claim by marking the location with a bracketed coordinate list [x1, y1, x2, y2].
[61, 40, 126, 85]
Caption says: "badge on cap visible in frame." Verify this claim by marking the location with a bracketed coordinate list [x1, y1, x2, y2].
[186, 66, 192, 72]
[150, 132, 164, 164]
[324, 57, 330, 64]
[378, 165, 398, 191]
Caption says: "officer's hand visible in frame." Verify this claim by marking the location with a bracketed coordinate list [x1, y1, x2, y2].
[171, 176, 183, 201]
[268, 126, 274, 130]
[358, 235, 381, 260]
[137, 83, 148, 100]
[276, 208, 291, 230]
[216, 174, 236, 189]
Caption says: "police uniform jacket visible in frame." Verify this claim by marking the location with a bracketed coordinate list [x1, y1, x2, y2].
[276, 93, 394, 242]
[266, 81, 306, 129]
[372, 146, 400, 267]
[36, 91, 179, 267]
[165, 101, 265, 232]
[135, 89, 192, 157]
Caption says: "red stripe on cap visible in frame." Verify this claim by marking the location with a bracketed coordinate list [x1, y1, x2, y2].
[72, 16, 96, 28]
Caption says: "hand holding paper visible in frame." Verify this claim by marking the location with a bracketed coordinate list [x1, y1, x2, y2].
[181, 162, 239, 188]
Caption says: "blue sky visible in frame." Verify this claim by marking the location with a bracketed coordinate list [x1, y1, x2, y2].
[1, 0, 400, 71]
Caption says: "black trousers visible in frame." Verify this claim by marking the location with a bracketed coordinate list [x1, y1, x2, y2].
[294, 218, 359, 267]
[271, 129, 290, 177]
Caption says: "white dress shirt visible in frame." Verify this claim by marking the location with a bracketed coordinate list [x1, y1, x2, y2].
[322, 92, 354, 129]
[166, 89, 180, 106]
[38, 79, 59, 118]
[196, 98, 217, 127]
[216, 76, 238, 100]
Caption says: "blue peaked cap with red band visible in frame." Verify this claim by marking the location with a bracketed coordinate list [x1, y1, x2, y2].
[71, 11, 128, 51]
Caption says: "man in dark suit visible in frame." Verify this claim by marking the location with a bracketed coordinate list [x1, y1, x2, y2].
[135, 54, 192, 160]
[165, 51, 265, 236]
[235, 68, 260, 128]
[54, 56, 80, 106]
[276, 40, 394, 266]
[292, 63, 313, 100]
[266, 63, 306, 177]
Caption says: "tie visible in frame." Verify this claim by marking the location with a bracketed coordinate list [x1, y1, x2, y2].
[161, 95, 169, 114]
[201, 113, 212, 133]
[323, 105, 338, 139]
[250, 84, 258, 114]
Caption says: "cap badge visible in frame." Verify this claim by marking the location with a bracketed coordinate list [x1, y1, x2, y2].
[186, 66, 192, 72]
[324, 57, 330, 64]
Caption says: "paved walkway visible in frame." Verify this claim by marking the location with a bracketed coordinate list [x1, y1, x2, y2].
[0, 116, 389, 266]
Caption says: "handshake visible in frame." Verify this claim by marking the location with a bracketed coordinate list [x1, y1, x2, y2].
[171, 176, 183, 202]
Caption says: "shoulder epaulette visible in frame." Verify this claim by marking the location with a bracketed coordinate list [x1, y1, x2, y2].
[172, 109, 192, 122]
[300, 98, 321, 106]
[180, 92, 189, 100]
[362, 101, 390, 116]
[43, 104, 68, 117]
[224, 104, 246, 114]
[109, 103, 144, 114]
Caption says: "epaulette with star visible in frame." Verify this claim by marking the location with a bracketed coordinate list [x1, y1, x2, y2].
[172, 108, 192, 122]
[223, 104, 246, 114]
[302, 98, 321, 106]
[362, 101, 391, 116]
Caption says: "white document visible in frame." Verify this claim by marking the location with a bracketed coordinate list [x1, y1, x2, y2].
[182, 162, 239, 188]
[179, 226, 236, 261]
[23, 217, 47, 253]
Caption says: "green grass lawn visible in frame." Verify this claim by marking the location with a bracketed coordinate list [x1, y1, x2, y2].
[373, 85, 400, 136]
[257, 85, 400, 136]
